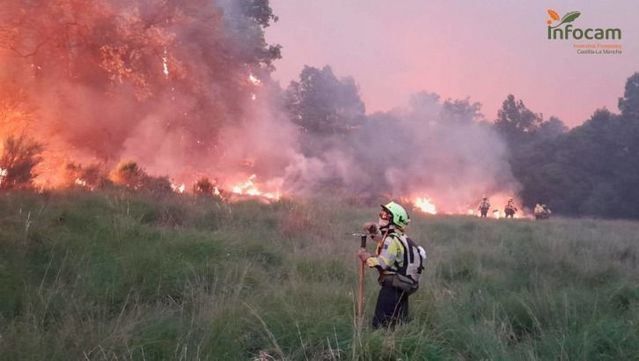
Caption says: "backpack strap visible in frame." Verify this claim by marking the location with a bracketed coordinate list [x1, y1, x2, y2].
[393, 234, 411, 276]
[405, 237, 416, 264]
[385, 233, 404, 273]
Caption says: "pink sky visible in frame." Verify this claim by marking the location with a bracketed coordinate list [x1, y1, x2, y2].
[266, 0, 639, 126]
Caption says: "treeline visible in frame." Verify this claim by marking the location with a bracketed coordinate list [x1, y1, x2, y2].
[504, 73, 639, 218]
[283, 66, 639, 219]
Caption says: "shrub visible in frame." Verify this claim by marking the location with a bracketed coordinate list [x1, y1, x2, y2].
[0, 135, 43, 190]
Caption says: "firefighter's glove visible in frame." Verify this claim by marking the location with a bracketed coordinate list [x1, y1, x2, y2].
[362, 222, 379, 235]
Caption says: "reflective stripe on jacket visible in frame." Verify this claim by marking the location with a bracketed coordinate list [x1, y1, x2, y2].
[366, 232, 405, 274]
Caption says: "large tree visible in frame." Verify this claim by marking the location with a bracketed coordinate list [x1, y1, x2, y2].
[285, 65, 365, 136]
[494, 94, 543, 144]
[619, 72, 639, 120]
[0, 0, 281, 163]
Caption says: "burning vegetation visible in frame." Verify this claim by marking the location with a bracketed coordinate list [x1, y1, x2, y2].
[3, 1, 638, 219]
[0, 0, 521, 213]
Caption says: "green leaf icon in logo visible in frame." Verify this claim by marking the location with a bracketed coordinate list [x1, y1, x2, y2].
[551, 11, 581, 28]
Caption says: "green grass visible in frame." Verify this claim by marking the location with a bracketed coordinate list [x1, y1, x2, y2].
[1, 190, 638, 360]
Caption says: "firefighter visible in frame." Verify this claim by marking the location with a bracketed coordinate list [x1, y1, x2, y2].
[534, 203, 544, 219]
[504, 198, 518, 218]
[478, 196, 490, 217]
[358, 201, 411, 329]
[534, 203, 552, 220]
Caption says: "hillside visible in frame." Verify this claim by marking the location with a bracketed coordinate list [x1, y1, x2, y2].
[1, 191, 638, 360]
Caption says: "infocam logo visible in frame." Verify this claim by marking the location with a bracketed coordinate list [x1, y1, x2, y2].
[546, 9, 622, 40]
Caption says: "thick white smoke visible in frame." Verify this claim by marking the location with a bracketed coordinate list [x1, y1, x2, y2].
[278, 91, 520, 211]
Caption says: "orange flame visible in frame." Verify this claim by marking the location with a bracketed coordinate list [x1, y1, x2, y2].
[414, 196, 437, 215]
[170, 183, 186, 193]
[229, 174, 280, 201]
[248, 74, 262, 86]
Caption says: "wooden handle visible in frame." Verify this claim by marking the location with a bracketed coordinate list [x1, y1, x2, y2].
[357, 257, 365, 325]
[357, 234, 367, 326]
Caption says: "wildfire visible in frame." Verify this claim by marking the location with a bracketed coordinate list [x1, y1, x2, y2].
[248, 74, 262, 86]
[409, 193, 530, 219]
[229, 174, 280, 201]
[170, 183, 186, 193]
[414, 197, 437, 215]
[74, 178, 87, 187]
[162, 48, 170, 78]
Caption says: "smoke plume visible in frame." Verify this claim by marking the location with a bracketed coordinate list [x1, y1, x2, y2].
[0, 0, 519, 213]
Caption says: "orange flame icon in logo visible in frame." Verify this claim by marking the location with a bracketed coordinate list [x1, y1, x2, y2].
[547, 9, 560, 25]
[546, 9, 581, 28]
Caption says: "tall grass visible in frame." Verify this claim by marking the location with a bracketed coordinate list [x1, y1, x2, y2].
[1, 190, 638, 360]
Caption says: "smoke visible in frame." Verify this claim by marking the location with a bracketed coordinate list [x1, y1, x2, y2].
[0, 0, 286, 186]
[1, 0, 519, 212]
[280, 91, 519, 211]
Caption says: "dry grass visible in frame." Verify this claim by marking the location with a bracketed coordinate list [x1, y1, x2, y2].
[1, 191, 638, 360]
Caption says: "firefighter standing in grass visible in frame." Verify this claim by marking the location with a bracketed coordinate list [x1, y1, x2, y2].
[478, 196, 490, 218]
[504, 198, 518, 218]
[534, 203, 544, 219]
[534, 203, 552, 220]
[358, 201, 412, 329]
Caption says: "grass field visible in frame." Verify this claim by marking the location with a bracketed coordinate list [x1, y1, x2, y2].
[1, 190, 638, 360]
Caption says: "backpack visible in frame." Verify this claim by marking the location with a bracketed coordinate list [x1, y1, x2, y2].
[391, 234, 427, 294]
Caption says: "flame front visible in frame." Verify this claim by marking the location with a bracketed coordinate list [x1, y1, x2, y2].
[229, 174, 280, 201]
[414, 197, 437, 215]
[248, 74, 262, 86]
[0, 167, 7, 187]
[170, 183, 186, 193]
[162, 48, 170, 78]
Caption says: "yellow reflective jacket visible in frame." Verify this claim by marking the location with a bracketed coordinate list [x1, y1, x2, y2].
[366, 232, 405, 274]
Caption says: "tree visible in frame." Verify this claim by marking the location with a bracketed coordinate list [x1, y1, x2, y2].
[0, 0, 281, 164]
[285, 66, 365, 136]
[110, 161, 146, 189]
[0, 135, 43, 190]
[537, 116, 567, 139]
[494, 94, 543, 144]
[441, 97, 483, 124]
[618, 72, 639, 120]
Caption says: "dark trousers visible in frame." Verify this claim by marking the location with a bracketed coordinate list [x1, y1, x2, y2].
[372, 279, 409, 329]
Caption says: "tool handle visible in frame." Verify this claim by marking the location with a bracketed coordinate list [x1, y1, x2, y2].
[357, 254, 365, 326]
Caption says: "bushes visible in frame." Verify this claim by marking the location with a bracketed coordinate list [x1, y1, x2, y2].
[0, 135, 43, 190]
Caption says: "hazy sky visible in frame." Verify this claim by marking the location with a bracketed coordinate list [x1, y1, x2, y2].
[266, 0, 639, 126]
